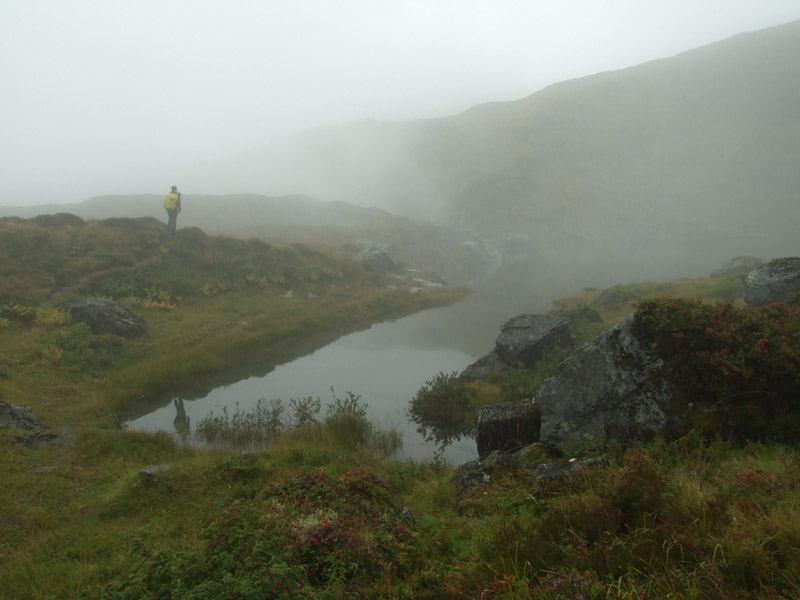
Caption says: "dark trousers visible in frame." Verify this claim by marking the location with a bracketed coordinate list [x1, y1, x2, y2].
[166, 209, 178, 234]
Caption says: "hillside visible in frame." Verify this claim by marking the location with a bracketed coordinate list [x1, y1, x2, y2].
[5, 22, 798, 292]
[0, 195, 500, 288]
[4, 239, 800, 598]
[230, 20, 800, 281]
[0, 213, 385, 307]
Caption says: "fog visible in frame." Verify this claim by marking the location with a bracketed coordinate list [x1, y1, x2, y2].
[2, 1, 799, 207]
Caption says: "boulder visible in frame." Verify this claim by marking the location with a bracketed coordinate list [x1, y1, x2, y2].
[458, 349, 511, 381]
[475, 400, 540, 458]
[594, 287, 637, 309]
[356, 242, 401, 271]
[743, 257, 800, 307]
[67, 297, 147, 338]
[449, 444, 600, 499]
[538, 315, 678, 451]
[0, 399, 44, 431]
[450, 450, 521, 498]
[460, 314, 574, 381]
[710, 256, 764, 277]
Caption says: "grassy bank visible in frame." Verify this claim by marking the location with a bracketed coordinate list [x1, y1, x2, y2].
[3, 215, 799, 599]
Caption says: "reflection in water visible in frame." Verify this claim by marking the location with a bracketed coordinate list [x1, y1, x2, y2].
[173, 398, 190, 441]
[408, 371, 476, 453]
[125, 291, 557, 464]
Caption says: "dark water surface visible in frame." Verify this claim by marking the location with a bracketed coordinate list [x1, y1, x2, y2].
[124, 289, 551, 464]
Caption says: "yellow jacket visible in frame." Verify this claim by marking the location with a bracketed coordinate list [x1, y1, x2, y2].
[164, 192, 180, 210]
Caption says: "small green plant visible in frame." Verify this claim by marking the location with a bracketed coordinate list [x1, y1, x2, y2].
[2, 301, 36, 321]
[137, 287, 178, 310]
[195, 398, 284, 449]
[35, 306, 72, 327]
[36, 344, 63, 366]
[201, 280, 227, 296]
[497, 368, 539, 403]
[289, 395, 321, 426]
[245, 273, 269, 288]
[324, 388, 371, 451]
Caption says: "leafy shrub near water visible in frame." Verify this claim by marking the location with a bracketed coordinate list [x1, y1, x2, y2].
[195, 390, 402, 457]
[408, 371, 476, 449]
[324, 389, 370, 449]
[195, 398, 285, 448]
[633, 295, 800, 441]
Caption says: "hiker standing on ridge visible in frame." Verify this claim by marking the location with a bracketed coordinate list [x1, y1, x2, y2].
[164, 185, 181, 235]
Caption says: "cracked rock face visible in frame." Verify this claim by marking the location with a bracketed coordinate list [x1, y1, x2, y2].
[538, 315, 678, 451]
[743, 257, 800, 307]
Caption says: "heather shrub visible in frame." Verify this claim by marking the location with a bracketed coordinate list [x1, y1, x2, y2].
[633, 295, 800, 442]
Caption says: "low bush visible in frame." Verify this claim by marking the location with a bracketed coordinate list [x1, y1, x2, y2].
[633, 295, 800, 442]
[195, 398, 285, 449]
[408, 371, 476, 449]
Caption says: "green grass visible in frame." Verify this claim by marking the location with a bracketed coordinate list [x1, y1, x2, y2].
[3, 216, 800, 598]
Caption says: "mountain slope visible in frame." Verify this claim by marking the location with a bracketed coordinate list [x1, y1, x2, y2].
[240, 19, 800, 279]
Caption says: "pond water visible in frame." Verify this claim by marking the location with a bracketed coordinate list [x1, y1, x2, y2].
[124, 288, 552, 464]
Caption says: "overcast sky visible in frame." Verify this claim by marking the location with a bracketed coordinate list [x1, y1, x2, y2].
[1, 0, 798, 206]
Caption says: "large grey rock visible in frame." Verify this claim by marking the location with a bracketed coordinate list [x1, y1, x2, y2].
[475, 400, 539, 458]
[496, 314, 574, 365]
[458, 349, 511, 380]
[538, 315, 678, 451]
[711, 256, 764, 277]
[460, 314, 574, 381]
[743, 257, 800, 307]
[67, 297, 146, 338]
[356, 242, 401, 271]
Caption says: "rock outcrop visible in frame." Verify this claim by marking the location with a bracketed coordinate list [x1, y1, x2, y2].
[67, 297, 147, 338]
[710, 256, 764, 277]
[450, 445, 607, 499]
[475, 400, 539, 458]
[460, 314, 574, 381]
[538, 315, 678, 451]
[355, 242, 401, 271]
[743, 257, 800, 307]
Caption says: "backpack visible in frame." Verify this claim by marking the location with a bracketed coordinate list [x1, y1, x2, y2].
[164, 192, 179, 210]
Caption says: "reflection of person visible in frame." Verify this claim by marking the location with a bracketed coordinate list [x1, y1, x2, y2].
[173, 398, 190, 440]
[164, 185, 182, 235]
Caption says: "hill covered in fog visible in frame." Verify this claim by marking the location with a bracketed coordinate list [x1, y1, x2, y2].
[227, 19, 800, 282]
[5, 20, 799, 291]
